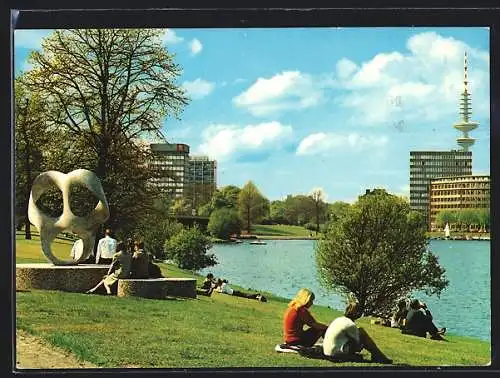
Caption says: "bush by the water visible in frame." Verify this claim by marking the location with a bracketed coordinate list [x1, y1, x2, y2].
[315, 189, 449, 317]
[164, 227, 216, 270]
[136, 218, 183, 260]
[207, 208, 241, 240]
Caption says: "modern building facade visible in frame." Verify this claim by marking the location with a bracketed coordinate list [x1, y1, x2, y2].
[185, 156, 217, 209]
[149, 143, 190, 198]
[409, 150, 472, 228]
[428, 174, 490, 230]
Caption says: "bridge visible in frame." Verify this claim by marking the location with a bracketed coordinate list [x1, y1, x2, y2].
[170, 215, 209, 230]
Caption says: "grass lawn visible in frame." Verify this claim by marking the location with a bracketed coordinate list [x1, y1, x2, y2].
[251, 224, 314, 238]
[15, 235, 490, 368]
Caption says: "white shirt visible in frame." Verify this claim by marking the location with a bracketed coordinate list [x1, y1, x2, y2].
[217, 282, 234, 295]
[96, 235, 117, 262]
[70, 239, 84, 260]
[323, 316, 360, 356]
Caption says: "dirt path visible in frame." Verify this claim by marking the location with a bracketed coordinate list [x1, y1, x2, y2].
[15, 330, 97, 369]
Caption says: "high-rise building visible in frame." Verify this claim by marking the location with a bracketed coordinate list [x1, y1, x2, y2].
[185, 156, 217, 209]
[428, 174, 490, 230]
[409, 51, 478, 229]
[409, 151, 472, 228]
[149, 143, 190, 198]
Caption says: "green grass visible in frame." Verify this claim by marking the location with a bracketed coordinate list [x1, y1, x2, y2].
[251, 224, 314, 238]
[15, 235, 490, 368]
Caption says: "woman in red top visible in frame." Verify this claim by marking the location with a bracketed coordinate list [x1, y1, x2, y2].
[283, 288, 328, 346]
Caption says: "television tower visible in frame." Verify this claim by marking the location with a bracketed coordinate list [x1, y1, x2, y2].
[453, 51, 479, 151]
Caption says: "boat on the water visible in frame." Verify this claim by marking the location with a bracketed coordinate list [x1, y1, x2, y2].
[250, 240, 267, 245]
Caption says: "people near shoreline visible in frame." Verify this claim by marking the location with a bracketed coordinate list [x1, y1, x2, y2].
[96, 229, 117, 265]
[215, 279, 267, 302]
[86, 241, 132, 295]
[323, 302, 393, 364]
[402, 299, 446, 340]
[281, 288, 328, 348]
[130, 240, 150, 279]
[390, 299, 409, 329]
[197, 273, 216, 297]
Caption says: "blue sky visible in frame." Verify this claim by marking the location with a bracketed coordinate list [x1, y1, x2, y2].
[14, 27, 490, 203]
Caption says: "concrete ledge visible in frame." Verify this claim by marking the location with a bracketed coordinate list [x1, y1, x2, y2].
[16, 263, 110, 293]
[117, 278, 197, 299]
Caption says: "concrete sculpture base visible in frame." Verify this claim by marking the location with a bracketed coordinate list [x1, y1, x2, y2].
[117, 278, 197, 299]
[16, 263, 110, 293]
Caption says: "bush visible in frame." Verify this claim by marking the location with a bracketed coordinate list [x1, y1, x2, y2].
[136, 219, 183, 260]
[304, 222, 318, 231]
[164, 226, 216, 271]
[315, 190, 449, 317]
[207, 208, 241, 239]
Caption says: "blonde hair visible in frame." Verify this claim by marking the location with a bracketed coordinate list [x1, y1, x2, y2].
[288, 288, 315, 310]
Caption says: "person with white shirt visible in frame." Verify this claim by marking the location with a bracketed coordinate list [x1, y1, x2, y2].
[70, 238, 85, 261]
[96, 229, 117, 265]
[323, 302, 392, 364]
[215, 279, 266, 301]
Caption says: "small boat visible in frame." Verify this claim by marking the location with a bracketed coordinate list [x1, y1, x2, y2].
[250, 240, 267, 245]
[233, 239, 243, 244]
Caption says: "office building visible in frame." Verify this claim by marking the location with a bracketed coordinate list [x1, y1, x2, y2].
[185, 156, 217, 209]
[428, 174, 490, 230]
[149, 143, 190, 198]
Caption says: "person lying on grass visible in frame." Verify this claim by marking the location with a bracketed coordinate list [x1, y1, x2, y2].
[402, 299, 446, 340]
[322, 302, 393, 364]
[215, 279, 267, 302]
[281, 288, 328, 348]
[86, 241, 131, 295]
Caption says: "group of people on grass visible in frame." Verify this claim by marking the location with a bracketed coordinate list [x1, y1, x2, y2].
[197, 273, 268, 302]
[279, 288, 447, 364]
[84, 229, 163, 295]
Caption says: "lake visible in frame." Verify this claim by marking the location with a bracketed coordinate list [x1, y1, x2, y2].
[200, 239, 490, 342]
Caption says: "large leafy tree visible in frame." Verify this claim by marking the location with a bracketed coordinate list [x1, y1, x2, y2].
[207, 207, 241, 240]
[238, 181, 269, 233]
[23, 29, 189, 233]
[309, 188, 328, 234]
[14, 77, 55, 239]
[316, 190, 449, 317]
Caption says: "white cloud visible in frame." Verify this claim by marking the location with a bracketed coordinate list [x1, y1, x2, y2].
[181, 78, 215, 99]
[189, 38, 203, 55]
[15, 29, 52, 49]
[197, 121, 293, 161]
[162, 29, 184, 44]
[233, 71, 325, 117]
[336, 31, 489, 126]
[296, 132, 388, 156]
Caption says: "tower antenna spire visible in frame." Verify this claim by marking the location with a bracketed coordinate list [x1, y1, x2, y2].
[453, 50, 478, 151]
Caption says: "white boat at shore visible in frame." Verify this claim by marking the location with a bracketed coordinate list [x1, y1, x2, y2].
[249, 240, 267, 245]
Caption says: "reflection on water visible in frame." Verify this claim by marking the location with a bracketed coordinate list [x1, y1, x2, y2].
[201, 239, 490, 341]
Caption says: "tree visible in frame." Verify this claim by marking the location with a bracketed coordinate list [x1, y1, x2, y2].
[23, 29, 189, 234]
[269, 200, 288, 224]
[14, 77, 55, 238]
[315, 190, 449, 317]
[458, 209, 480, 232]
[309, 188, 328, 234]
[477, 208, 490, 232]
[283, 194, 315, 225]
[207, 208, 241, 240]
[238, 181, 268, 233]
[435, 210, 457, 229]
[164, 226, 216, 271]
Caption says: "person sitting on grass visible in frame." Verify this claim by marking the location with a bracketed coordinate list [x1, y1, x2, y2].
[280, 288, 328, 350]
[390, 299, 409, 329]
[197, 273, 216, 297]
[402, 299, 446, 340]
[86, 241, 132, 295]
[322, 302, 393, 364]
[215, 279, 267, 302]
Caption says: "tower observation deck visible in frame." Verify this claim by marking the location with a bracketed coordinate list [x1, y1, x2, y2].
[453, 51, 479, 151]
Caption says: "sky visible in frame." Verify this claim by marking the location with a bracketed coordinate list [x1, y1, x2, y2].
[14, 27, 490, 203]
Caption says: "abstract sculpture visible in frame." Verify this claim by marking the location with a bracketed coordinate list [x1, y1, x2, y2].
[28, 169, 110, 266]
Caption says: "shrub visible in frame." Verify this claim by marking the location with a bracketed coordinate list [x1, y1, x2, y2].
[304, 222, 318, 231]
[207, 208, 241, 240]
[315, 190, 449, 317]
[136, 219, 183, 260]
[164, 226, 216, 271]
